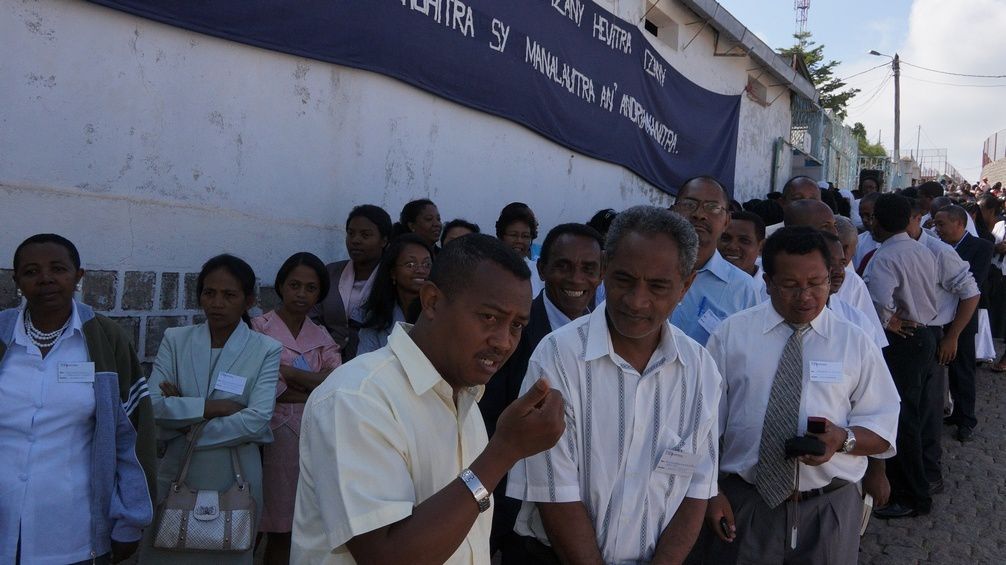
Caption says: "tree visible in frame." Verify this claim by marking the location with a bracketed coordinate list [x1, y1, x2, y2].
[779, 32, 860, 120]
[852, 122, 887, 158]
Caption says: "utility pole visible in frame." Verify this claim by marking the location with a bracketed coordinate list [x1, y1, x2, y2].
[893, 53, 901, 163]
[916, 125, 921, 161]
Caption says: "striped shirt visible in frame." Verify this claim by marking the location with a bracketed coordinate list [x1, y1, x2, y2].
[507, 303, 721, 563]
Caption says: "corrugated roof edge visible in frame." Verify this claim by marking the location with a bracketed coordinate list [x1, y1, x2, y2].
[675, 0, 820, 103]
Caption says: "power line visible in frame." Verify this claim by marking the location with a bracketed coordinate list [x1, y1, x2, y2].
[901, 60, 1006, 79]
[901, 72, 1006, 88]
[847, 72, 892, 111]
[838, 62, 889, 82]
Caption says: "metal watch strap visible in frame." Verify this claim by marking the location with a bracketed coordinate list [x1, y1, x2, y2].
[840, 427, 856, 453]
[459, 468, 491, 513]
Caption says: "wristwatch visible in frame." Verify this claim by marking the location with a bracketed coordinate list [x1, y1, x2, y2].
[459, 468, 491, 513]
[839, 427, 857, 454]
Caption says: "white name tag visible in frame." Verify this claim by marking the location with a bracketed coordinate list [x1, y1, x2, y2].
[656, 449, 698, 476]
[58, 362, 95, 383]
[214, 372, 247, 395]
[698, 309, 723, 334]
[809, 361, 843, 383]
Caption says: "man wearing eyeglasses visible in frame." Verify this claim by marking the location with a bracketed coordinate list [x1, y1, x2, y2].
[697, 227, 899, 564]
[670, 176, 760, 346]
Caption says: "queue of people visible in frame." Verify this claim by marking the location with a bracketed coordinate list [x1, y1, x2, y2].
[1, 178, 1003, 564]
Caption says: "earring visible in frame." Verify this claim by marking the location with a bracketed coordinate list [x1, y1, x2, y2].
[75, 282, 82, 292]
[15, 288, 23, 299]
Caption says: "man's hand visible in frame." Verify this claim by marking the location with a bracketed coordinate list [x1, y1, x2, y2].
[110, 539, 139, 563]
[937, 332, 960, 365]
[886, 313, 918, 338]
[704, 493, 736, 542]
[800, 418, 846, 466]
[492, 378, 565, 462]
[203, 399, 245, 419]
[862, 459, 891, 507]
[159, 381, 182, 398]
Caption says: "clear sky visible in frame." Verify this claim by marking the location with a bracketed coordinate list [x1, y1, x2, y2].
[717, 0, 1006, 181]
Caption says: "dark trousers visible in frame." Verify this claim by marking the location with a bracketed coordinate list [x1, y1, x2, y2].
[947, 314, 980, 429]
[503, 535, 561, 565]
[921, 326, 945, 483]
[883, 327, 937, 513]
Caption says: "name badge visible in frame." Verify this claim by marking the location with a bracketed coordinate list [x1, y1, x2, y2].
[698, 309, 723, 334]
[656, 449, 698, 476]
[214, 372, 247, 395]
[58, 362, 95, 383]
[809, 361, 843, 383]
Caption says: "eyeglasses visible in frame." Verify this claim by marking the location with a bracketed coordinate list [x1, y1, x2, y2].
[398, 260, 432, 271]
[772, 279, 831, 298]
[672, 198, 728, 216]
[504, 231, 533, 241]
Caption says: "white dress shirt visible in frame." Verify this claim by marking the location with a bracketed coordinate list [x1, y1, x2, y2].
[508, 304, 720, 563]
[750, 265, 769, 303]
[853, 231, 880, 272]
[526, 257, 545, 298]
[835, 266, 885, 338]
[292, 323, 490, 565]
[993, 220, 1006, 276]
[916, 231, 980, 326]
[542, 290, 574, 332]
[708, 302, 900, 490]
[0, 304, 98, 564]
[829, 296, 888, 349]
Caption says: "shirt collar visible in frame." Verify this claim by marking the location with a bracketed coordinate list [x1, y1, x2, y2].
[387, 322, 483, 401]
[542, 289, 575, 331]
[760, 301, 830, 338]
[584, 302, 682, 369]
[257, 310, 332, 353]
[880, 231, 912, 247]
[699, 250, 733, 283]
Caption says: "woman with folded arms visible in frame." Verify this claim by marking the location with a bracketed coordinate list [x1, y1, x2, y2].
[141, 254, 281, 564]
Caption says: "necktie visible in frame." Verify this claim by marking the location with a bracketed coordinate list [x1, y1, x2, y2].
[755, 323, 810, 508]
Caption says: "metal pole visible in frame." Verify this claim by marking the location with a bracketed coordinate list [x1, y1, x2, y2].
[916, 125, 921, 161]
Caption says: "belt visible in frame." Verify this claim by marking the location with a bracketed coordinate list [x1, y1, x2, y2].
[725, 474, 851, 502]
[794, 478, 850, 502]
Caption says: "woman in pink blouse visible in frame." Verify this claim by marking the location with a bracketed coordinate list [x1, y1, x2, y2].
[251, 252, 340, 565]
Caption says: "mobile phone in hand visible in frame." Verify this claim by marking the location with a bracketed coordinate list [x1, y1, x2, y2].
[807, 417, 827, 434]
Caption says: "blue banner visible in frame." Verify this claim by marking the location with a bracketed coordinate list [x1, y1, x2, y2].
[89, 0, 741, 195]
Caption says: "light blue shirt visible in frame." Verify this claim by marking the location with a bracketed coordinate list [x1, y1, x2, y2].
[671, 250, 760, 345]
[357, 304, 406, 356]
[0, 303, 100, 564]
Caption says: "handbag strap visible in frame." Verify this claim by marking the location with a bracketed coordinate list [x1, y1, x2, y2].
[170, 422, 250, 491]
[171, 422, 208, 489]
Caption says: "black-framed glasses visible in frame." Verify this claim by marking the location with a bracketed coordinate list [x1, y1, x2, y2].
[772, 279, 831, 298]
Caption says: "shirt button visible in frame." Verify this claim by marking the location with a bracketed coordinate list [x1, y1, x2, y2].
[27, 434, 35, 443]
[35, 401, 43, 408]
[18, 473, 28, 482]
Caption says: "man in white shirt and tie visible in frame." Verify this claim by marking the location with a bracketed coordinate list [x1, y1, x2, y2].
[701, 226, 899, 564]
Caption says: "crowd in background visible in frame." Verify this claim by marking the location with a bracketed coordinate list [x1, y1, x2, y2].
[3, 172, 1005, 565]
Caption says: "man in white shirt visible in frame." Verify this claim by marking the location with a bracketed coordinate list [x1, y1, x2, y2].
[508, 206, 721, 564]
[822, 233, 888, 350]
[854, 193, 882, 275]
[702, 226, 899, 564]
[764, 176, 822, 237]
[292, 235, 565, 565]
[782, 200, 886, 340]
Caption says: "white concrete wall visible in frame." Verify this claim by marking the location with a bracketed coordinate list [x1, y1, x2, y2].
[1, 0, 792, 280]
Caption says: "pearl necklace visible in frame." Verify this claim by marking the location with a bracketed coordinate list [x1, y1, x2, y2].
[24, 308, 71, 349]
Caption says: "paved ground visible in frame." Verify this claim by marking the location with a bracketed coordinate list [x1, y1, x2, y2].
[859, 349, 1006, 564]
